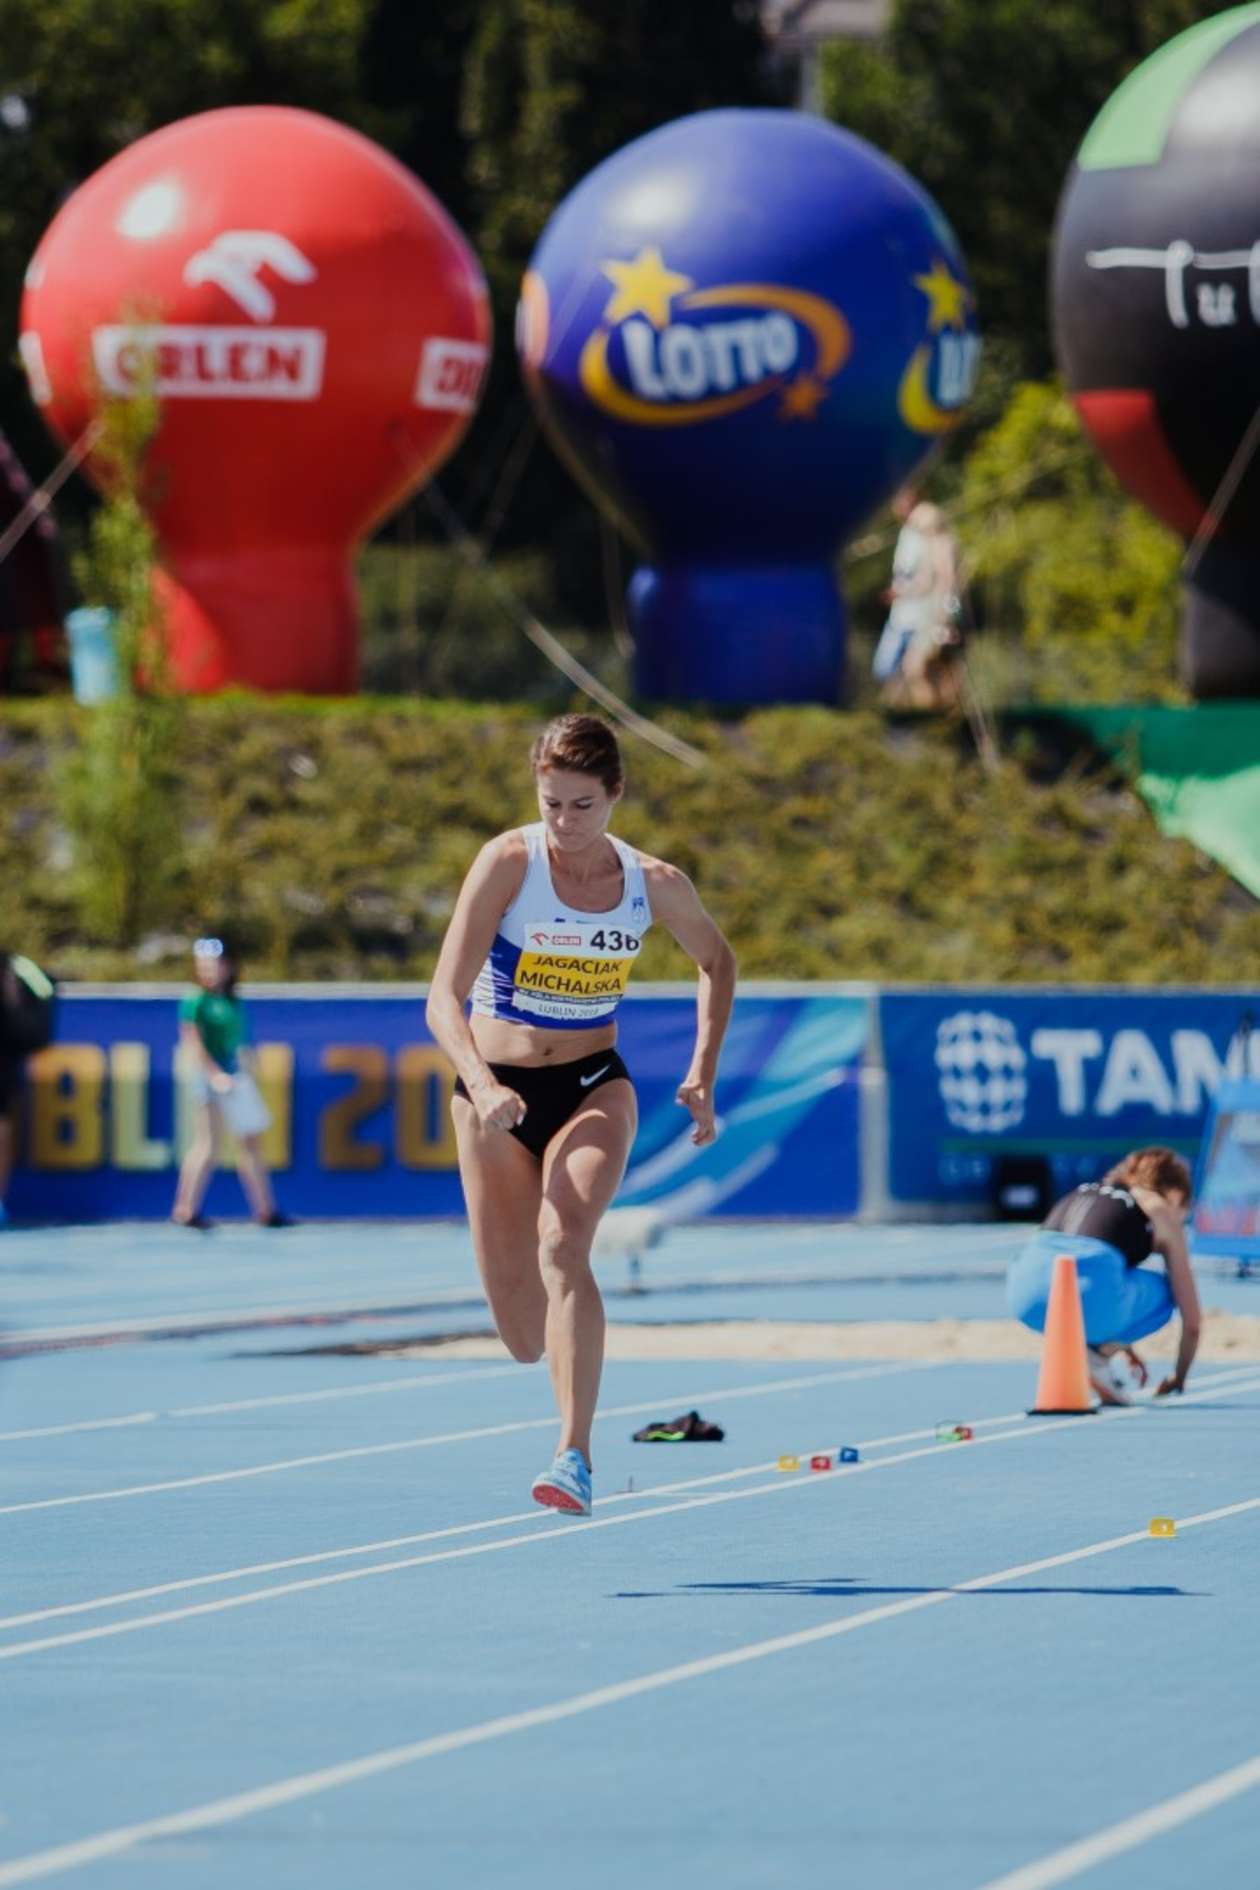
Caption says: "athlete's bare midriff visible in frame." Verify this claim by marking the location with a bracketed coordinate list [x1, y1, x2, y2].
[469, 1013, 618, 1068]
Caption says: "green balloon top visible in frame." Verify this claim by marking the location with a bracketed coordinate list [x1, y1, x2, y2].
[1078, 2, 1260, 171]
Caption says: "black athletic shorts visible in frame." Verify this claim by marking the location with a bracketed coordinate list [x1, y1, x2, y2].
[0, 1057, 24, 1113]
[453, 1047, 631, 1162]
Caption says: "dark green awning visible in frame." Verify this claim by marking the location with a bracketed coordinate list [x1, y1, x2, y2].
[1037, 705, 1260, 901]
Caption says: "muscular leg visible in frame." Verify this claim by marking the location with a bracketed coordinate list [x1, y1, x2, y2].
[538, 1081, 637, 1464]
[235, 1134, 276, 1221]
[172, 1102, 223, 1222]
[453, 1097, 547, 1363]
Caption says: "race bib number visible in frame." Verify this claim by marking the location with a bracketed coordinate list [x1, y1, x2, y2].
[513, 920, 641, 1018]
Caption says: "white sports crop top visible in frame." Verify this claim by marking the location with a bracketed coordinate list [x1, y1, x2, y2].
[470, 823, 651, 1031]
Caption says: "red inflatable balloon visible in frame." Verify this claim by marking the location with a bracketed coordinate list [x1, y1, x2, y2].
[19, 106, 490, 692]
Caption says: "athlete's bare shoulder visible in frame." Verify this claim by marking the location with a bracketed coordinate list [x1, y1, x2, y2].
[482, 827, 530, 867]
[463, 828, 529, 903]
[637, 851, 700, 920]
[635, 849, 733, 969]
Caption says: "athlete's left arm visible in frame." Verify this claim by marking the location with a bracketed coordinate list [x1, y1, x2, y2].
[644, 860, 737, 1147]
[1139, 1190, 1202, 1394]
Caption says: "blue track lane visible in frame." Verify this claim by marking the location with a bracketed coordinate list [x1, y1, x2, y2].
[0, 1226, 1257, 1889]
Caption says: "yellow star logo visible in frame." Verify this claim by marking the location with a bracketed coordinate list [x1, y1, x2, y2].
[600, 247, 694, 329]
[913, 258, 970, 333]
[779, 375, 827, 421]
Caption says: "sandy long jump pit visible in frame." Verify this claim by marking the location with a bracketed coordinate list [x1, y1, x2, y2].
[387, 1308, 1260, 1362]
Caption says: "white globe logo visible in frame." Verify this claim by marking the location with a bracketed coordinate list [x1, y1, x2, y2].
[935, 1010, 1027, 1133]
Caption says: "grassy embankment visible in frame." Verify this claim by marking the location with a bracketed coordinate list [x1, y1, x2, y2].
[2, 698, 1257, 984]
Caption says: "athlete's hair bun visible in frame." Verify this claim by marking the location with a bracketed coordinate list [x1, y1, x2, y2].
[531, 714, 624, 794]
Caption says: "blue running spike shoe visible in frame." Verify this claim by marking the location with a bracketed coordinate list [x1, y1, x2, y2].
[531, 1447, 591, 1516]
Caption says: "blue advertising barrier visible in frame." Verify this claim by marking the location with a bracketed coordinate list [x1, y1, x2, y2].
[1192, 1078, 1260, 1263]
[6, 985, 868, 1222]
[879, 988, 1260, 1214]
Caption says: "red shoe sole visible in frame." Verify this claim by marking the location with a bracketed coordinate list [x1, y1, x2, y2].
[532, 1481, 587, 1514]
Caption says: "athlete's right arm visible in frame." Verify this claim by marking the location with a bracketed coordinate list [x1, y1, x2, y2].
[425, 837, 528, 1132]
[1146, 1197, 1201, 1394]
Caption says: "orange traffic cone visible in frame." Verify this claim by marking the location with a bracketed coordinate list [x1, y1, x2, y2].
[1027, 1253, 1096, 1416]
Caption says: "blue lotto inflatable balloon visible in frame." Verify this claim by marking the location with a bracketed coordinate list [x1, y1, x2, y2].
[519, 109, 980, 702]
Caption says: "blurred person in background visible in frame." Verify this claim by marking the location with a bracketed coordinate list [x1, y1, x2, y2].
[0, 951, 56, 1228]
[1007, 1146, 1200, 1404]
[172, 936, 289, 1229]
[873, 487, 964, 710]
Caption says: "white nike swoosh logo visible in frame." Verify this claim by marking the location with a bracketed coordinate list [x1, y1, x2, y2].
[579, 1064, 612, 1087]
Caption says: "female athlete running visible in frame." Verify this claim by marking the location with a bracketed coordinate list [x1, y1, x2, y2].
[425, 714, 737, 1515]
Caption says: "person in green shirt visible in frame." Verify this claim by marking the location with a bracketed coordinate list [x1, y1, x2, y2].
[171, 936, 287, 1228]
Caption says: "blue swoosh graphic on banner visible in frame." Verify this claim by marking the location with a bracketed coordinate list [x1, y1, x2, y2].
[618, 997, 865, 1216]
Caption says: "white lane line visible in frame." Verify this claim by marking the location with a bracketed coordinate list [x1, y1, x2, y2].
[972, 1750, 1260, 1890]
[10, 1355, 1253, 1446]
[11, 1390, 1255, 1663]
[168, 1363, 525, 1417]
[0, 1414, 157, 1443]
[0, 1363, 928, 1517]
[5, 1366, 1254, 1636]
[0, 1403, 1042, 1633]
[0, 1367, 521, 1445]
[0, 1496, 1254, 1888]
[166, 1356, 1260, 1422]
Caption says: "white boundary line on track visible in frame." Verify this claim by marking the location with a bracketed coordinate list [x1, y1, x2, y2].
[0, 1365, 526, 1443]
[0, 1413, 158, 1443]
[0, 1495, 1255, 1888]
[4, 1365, 1256, 1639]
[0, 1363, 928, 1517]
[4, 1368, 1254, 1648]
[167, 1363, 527, 1417]
[0, 1405, 1043, 1633]
[3, 1353, 1250, 1450]
[6, 1355, 1253, 1443]
[972, 1751, 1260, 1890]
[5, 1374, 1256, 1663]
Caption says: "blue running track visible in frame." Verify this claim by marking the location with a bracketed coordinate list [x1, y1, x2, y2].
[0, 1222, 1256, 1889]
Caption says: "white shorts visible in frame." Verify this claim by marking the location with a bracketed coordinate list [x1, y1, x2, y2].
[194, 1070, 271, 1138]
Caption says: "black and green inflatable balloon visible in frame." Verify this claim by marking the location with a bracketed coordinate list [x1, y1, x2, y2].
[1052, 4, 1260, 697]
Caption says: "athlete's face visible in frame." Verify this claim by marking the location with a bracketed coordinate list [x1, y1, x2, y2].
[535, 767, 621, 852]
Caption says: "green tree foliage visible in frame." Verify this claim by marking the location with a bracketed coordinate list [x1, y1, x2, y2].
[4, 699, 1258, 983]
[356, 1, 482, 238]
[819, 0, 1228, 372]
[462, 0, 770, 300]
[54, 390, 188, 942]
[355, 538, 624, 701]
[954, 382, 1183, 702]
